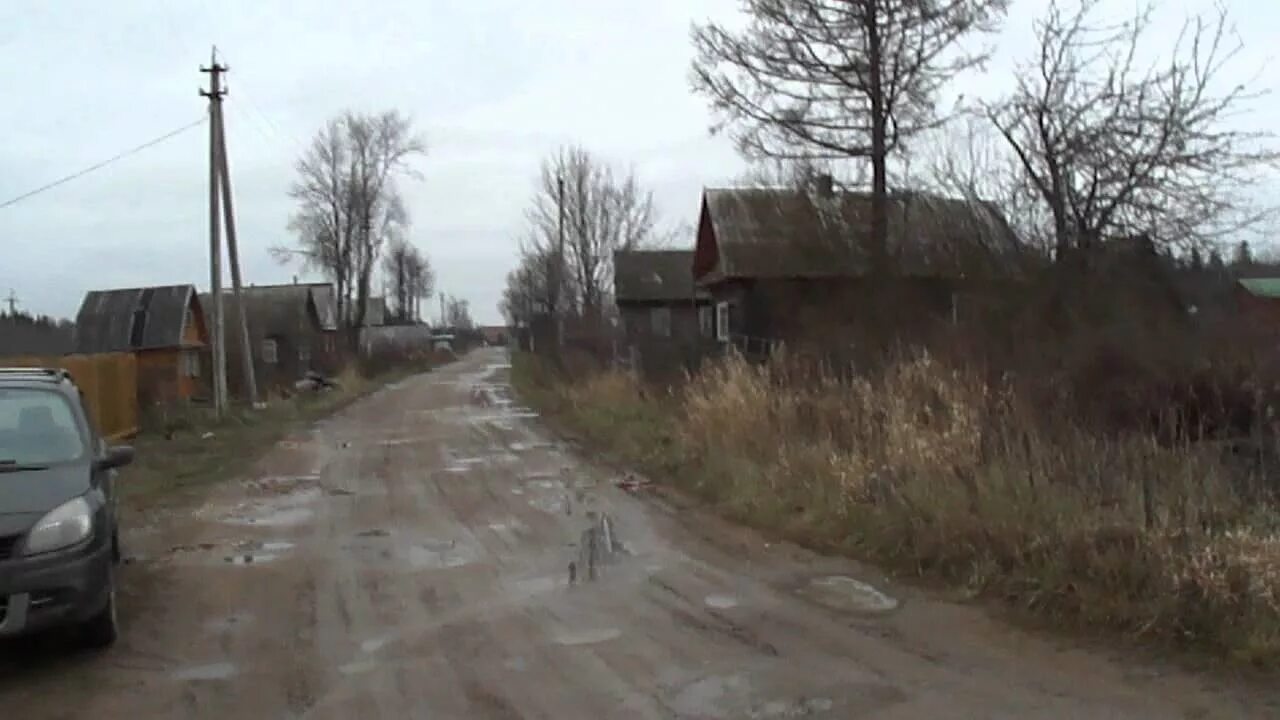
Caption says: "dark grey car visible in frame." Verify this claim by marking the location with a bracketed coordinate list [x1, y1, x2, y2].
[0, 368, 134, 648]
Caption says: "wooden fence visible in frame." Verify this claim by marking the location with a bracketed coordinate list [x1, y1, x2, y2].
[5, 353, 140, 441]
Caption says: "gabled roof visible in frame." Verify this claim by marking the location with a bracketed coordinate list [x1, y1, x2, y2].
[693, 187, 1023, 284]
[74, 284, 202, 353]
[198, 283, 335, 340]
[614, 250, 706, 303]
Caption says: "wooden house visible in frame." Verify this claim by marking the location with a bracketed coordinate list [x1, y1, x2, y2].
[691, 186, 1022, 353]
[73, 284, 208, 404]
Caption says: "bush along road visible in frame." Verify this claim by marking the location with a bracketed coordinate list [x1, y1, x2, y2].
[1, 348, 1277, 718]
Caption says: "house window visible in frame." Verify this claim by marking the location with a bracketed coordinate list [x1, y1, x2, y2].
[650, 307, 671, 337]
[716, 302, 731, 342]
[698, 306, 713, 338]
[181, 350, 200, 378]
[261, 338, 279, 365]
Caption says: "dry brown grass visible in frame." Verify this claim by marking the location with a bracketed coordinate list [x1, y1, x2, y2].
[515, 350, 1280, 667]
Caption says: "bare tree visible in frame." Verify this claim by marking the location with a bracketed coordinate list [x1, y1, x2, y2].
[277, 111, 425, 330]
[383, 238, 434, 323]
[987, 0, 1276, 258]
[524, 146, 659, 320]
[692, 0, 1006, 270]
[916, 115, 1054, 252]
[444, 295, 474, 331]
[500, 243, 558, 329]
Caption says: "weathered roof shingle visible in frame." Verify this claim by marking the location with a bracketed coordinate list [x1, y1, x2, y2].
[614, 250, 705, 303]
[74, 284, 201, 353]
[695, 188, 1022, 283]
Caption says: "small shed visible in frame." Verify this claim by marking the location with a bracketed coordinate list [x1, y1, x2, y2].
[73, 284, 207, 404]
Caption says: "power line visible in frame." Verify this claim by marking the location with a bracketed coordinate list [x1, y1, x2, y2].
[0, 117, 207, 211]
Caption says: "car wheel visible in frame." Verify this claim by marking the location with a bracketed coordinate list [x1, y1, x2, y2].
[81, 567, 119, 649]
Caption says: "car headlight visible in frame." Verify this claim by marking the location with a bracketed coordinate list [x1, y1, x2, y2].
[24, 497, 93, 555]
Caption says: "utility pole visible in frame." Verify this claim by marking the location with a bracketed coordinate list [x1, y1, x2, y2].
[3, 289, 18, 315]
[211, 67, 259, 406]
[200, 50, 227, 418]
[556, 174, 565, 349]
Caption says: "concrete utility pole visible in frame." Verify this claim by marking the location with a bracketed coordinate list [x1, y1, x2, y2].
[556, 174, 566, 349]
[201, 47, 258, 413]
[210, 64, 259, 406]
[200, 50, 227, 418]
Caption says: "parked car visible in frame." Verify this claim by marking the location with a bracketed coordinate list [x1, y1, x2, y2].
[0, 368, 134, 648]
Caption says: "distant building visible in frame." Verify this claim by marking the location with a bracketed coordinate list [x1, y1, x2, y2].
[614, 249, 713, 380]
[479, 326, 509, 346]
[73, 284, 208, 404]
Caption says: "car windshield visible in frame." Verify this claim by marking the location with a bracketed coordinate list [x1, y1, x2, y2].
[0, 388, 85, 466]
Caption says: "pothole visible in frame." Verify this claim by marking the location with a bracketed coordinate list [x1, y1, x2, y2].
[705, 594, 739, 609]
[803, 576, 898, 613]
[570, 512, 627, 583]
[407, 539, 475, 570]
[220, 487, 321, 528]
[553, 628, 621, 646]
[172, 662, 237, 681]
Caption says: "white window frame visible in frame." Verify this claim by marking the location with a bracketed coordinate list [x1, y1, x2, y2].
[181, 349, 200, 378]
[715, 302, 731, 342]
[261, 338, 279, 365]
[698, 305, 713, 338]
[650, 306, 671, 338]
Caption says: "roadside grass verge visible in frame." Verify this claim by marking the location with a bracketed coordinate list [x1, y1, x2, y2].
[119, 361, 435, 510]
[511, 351, 1280, 668]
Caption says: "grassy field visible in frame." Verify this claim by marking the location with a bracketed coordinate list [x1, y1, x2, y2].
[512, 351, 1280, 669]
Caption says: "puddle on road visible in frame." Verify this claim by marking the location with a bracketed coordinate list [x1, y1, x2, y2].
[221, 487, 321, 528]
[669, 673, 749, 718]
[378, 437, 428, 447]
[750, 697, 835, 718]
[339, 659, 378, 676]
[804, 576, 898, 613]
[221, 539, 295, 565]
[407, 539, 475, 570]
[705, 594, 740, 610]
[360, 636, 391, 653]
[172, 662, 238, 682]
[205, 613, 254, 634]
[553, 628, 622, 646]
[509, 576, 560, 597]
[224, 552, 277, 565]
[571, 512, 628, 583]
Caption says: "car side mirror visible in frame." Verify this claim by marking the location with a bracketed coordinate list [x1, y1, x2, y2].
[96, 445, 135, 471]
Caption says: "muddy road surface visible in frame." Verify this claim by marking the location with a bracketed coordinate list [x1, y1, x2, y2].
[2, 349, 1276, 718]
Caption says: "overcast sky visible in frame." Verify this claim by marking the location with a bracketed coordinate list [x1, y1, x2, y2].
[0, 0, 1272, 324]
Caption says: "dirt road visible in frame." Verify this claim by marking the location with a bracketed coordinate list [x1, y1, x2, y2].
[1, 349, 1276, 718]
